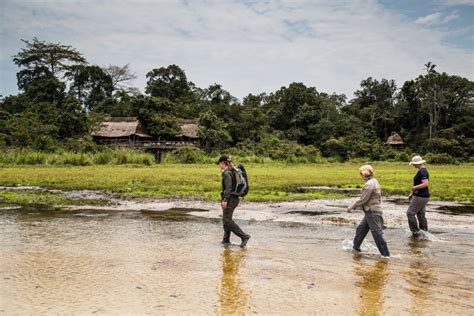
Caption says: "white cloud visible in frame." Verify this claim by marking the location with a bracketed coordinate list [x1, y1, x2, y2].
[0, 0, 473, 101]
[415, 11, 460, 26]
[442, 12, 460, 23]
[415, 12, 443, 25]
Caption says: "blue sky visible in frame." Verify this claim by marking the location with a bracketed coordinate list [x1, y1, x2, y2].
[1, 0, 473, 101]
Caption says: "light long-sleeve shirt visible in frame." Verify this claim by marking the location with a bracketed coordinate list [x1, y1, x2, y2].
[350, 177, 382, 212]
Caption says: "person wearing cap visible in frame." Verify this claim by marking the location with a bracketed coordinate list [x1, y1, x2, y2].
[216, 155, 251, 247]
[407, 155, 430, 236]
[347, 165, 390, 257]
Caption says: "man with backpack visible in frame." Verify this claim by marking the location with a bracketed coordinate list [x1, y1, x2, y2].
[216, 155, 251, 248]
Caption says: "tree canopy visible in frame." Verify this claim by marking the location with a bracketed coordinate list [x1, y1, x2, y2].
[2, 38, 473, 162]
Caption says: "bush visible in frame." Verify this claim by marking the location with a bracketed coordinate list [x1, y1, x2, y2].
[61, 136, 99, 153]
[395, 151, 411, 162]
[462, 138, 474, 157]
[322, 138, 348, 160]
[429, 137, 463, 156]
[424, 152, 457, 164]
[162, 146, 211, 164]
[241, 136, 322, 162]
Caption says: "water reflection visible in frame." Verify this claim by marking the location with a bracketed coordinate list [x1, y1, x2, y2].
[218, 247, 249, 314]
[402, 240, 437, 314]
[353, 255, 389, 316]
[1, 204, 472, 314]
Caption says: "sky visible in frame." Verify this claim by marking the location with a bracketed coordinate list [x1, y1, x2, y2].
[0, 0, 473, 102]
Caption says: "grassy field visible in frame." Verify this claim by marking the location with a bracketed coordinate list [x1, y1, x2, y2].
[0, 163, 472, 204]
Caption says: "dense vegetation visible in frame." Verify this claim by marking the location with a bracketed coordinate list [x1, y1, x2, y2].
[1, 38, 473, 163]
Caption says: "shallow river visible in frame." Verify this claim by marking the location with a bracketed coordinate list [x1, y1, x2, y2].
[0, 198, 473, 314]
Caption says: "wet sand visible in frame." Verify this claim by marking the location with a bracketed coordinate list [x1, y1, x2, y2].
[1, 192, 473, 314]
[61, 190, 474, 232]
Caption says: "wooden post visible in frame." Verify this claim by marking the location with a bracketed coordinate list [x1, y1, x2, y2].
[155, 150, 161, 163]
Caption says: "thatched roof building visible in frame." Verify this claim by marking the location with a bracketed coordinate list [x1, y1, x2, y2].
[91, 117, 199, 144]
[91, 117, 153, 141]
[386, 132, 404, 145]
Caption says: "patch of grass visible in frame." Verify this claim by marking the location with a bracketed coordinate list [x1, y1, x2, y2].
[0, 190, 111, 206]
[0, 163, 472, 202]
[0, 149, 155, 166]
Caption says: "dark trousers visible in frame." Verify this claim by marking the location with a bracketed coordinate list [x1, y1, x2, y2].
[353, 211, 390, 257]
[222, 197, 248, 241]
[407, 196, 429, 233]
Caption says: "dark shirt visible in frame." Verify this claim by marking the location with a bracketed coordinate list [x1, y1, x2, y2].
[413, 168, 430, 198]
[221, 169, 236, 201]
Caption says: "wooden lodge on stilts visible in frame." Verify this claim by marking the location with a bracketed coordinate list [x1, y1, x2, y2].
[91, 117, 200, 162]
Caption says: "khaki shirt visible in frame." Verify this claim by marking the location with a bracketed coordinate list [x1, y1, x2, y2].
[350, 177, 382, 212]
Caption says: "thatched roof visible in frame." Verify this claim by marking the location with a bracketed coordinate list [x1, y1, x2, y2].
[386, 132, 404, 145]
[177, 122, 198, 138]
[92, 117, 153, 138]
[92, 117, 199, 139]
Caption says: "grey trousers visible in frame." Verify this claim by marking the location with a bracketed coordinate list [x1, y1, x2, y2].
[222, 197, 249, 241]
[353, 211, 390, 257]
[407, 196, 429, 233]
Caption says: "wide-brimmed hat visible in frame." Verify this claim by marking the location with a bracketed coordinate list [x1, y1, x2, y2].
[215, 155, 231, 164]
[409, 155, 426, 165]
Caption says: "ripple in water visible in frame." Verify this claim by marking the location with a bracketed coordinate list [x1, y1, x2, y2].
[342, 238, 379, 254]
[403, 230, 444, 242]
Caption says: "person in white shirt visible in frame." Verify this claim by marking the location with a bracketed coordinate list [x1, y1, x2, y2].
[347, 165, 390, 257]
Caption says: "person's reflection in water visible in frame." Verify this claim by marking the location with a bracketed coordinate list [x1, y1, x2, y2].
[402, 240, 436, 314]
[353, 254, 389, 316]
[218, 247, 249, 315]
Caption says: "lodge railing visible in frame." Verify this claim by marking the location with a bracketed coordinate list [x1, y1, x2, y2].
[94, 139, 200, 149]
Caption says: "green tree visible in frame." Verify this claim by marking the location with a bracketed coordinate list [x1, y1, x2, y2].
[396, 79, 428, 148]
[6, 111, 58, 149]
[265, 82, 321, 142]
[228, 105, 268, 144]
[416, 62, 474, 142]
[15, 65, 66, 104]
[0, 109, 12, 146]
[197, 111, 232, 153]
[242, 93, 267, 108]
[66, 65, 114, 110]
[93, 90, 135, 117]
[145, 64, 191, 101]
[346, 77, 397, 140]
[56, 98, 88, 138]
[147, 114, 181, 139]
[13, 37, 86, 78]
[128, 96, 180, 138]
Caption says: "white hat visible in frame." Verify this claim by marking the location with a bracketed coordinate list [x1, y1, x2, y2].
[409, 155, 426, 165]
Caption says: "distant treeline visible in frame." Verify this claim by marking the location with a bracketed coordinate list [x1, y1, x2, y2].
[1, 38, 473, 163]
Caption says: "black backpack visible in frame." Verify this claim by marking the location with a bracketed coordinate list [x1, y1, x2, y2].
[231, 164, 249, 197]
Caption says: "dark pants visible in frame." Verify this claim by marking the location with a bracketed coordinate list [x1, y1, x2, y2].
[407, 196, 429, 233]
[222, 197, 249, 241]
[353, 211, 390, 257]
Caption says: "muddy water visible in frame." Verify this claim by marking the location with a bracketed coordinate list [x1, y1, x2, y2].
[1, 203, 473, 315]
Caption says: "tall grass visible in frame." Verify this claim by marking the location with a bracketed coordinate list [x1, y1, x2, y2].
[0, 149, 155, 166]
